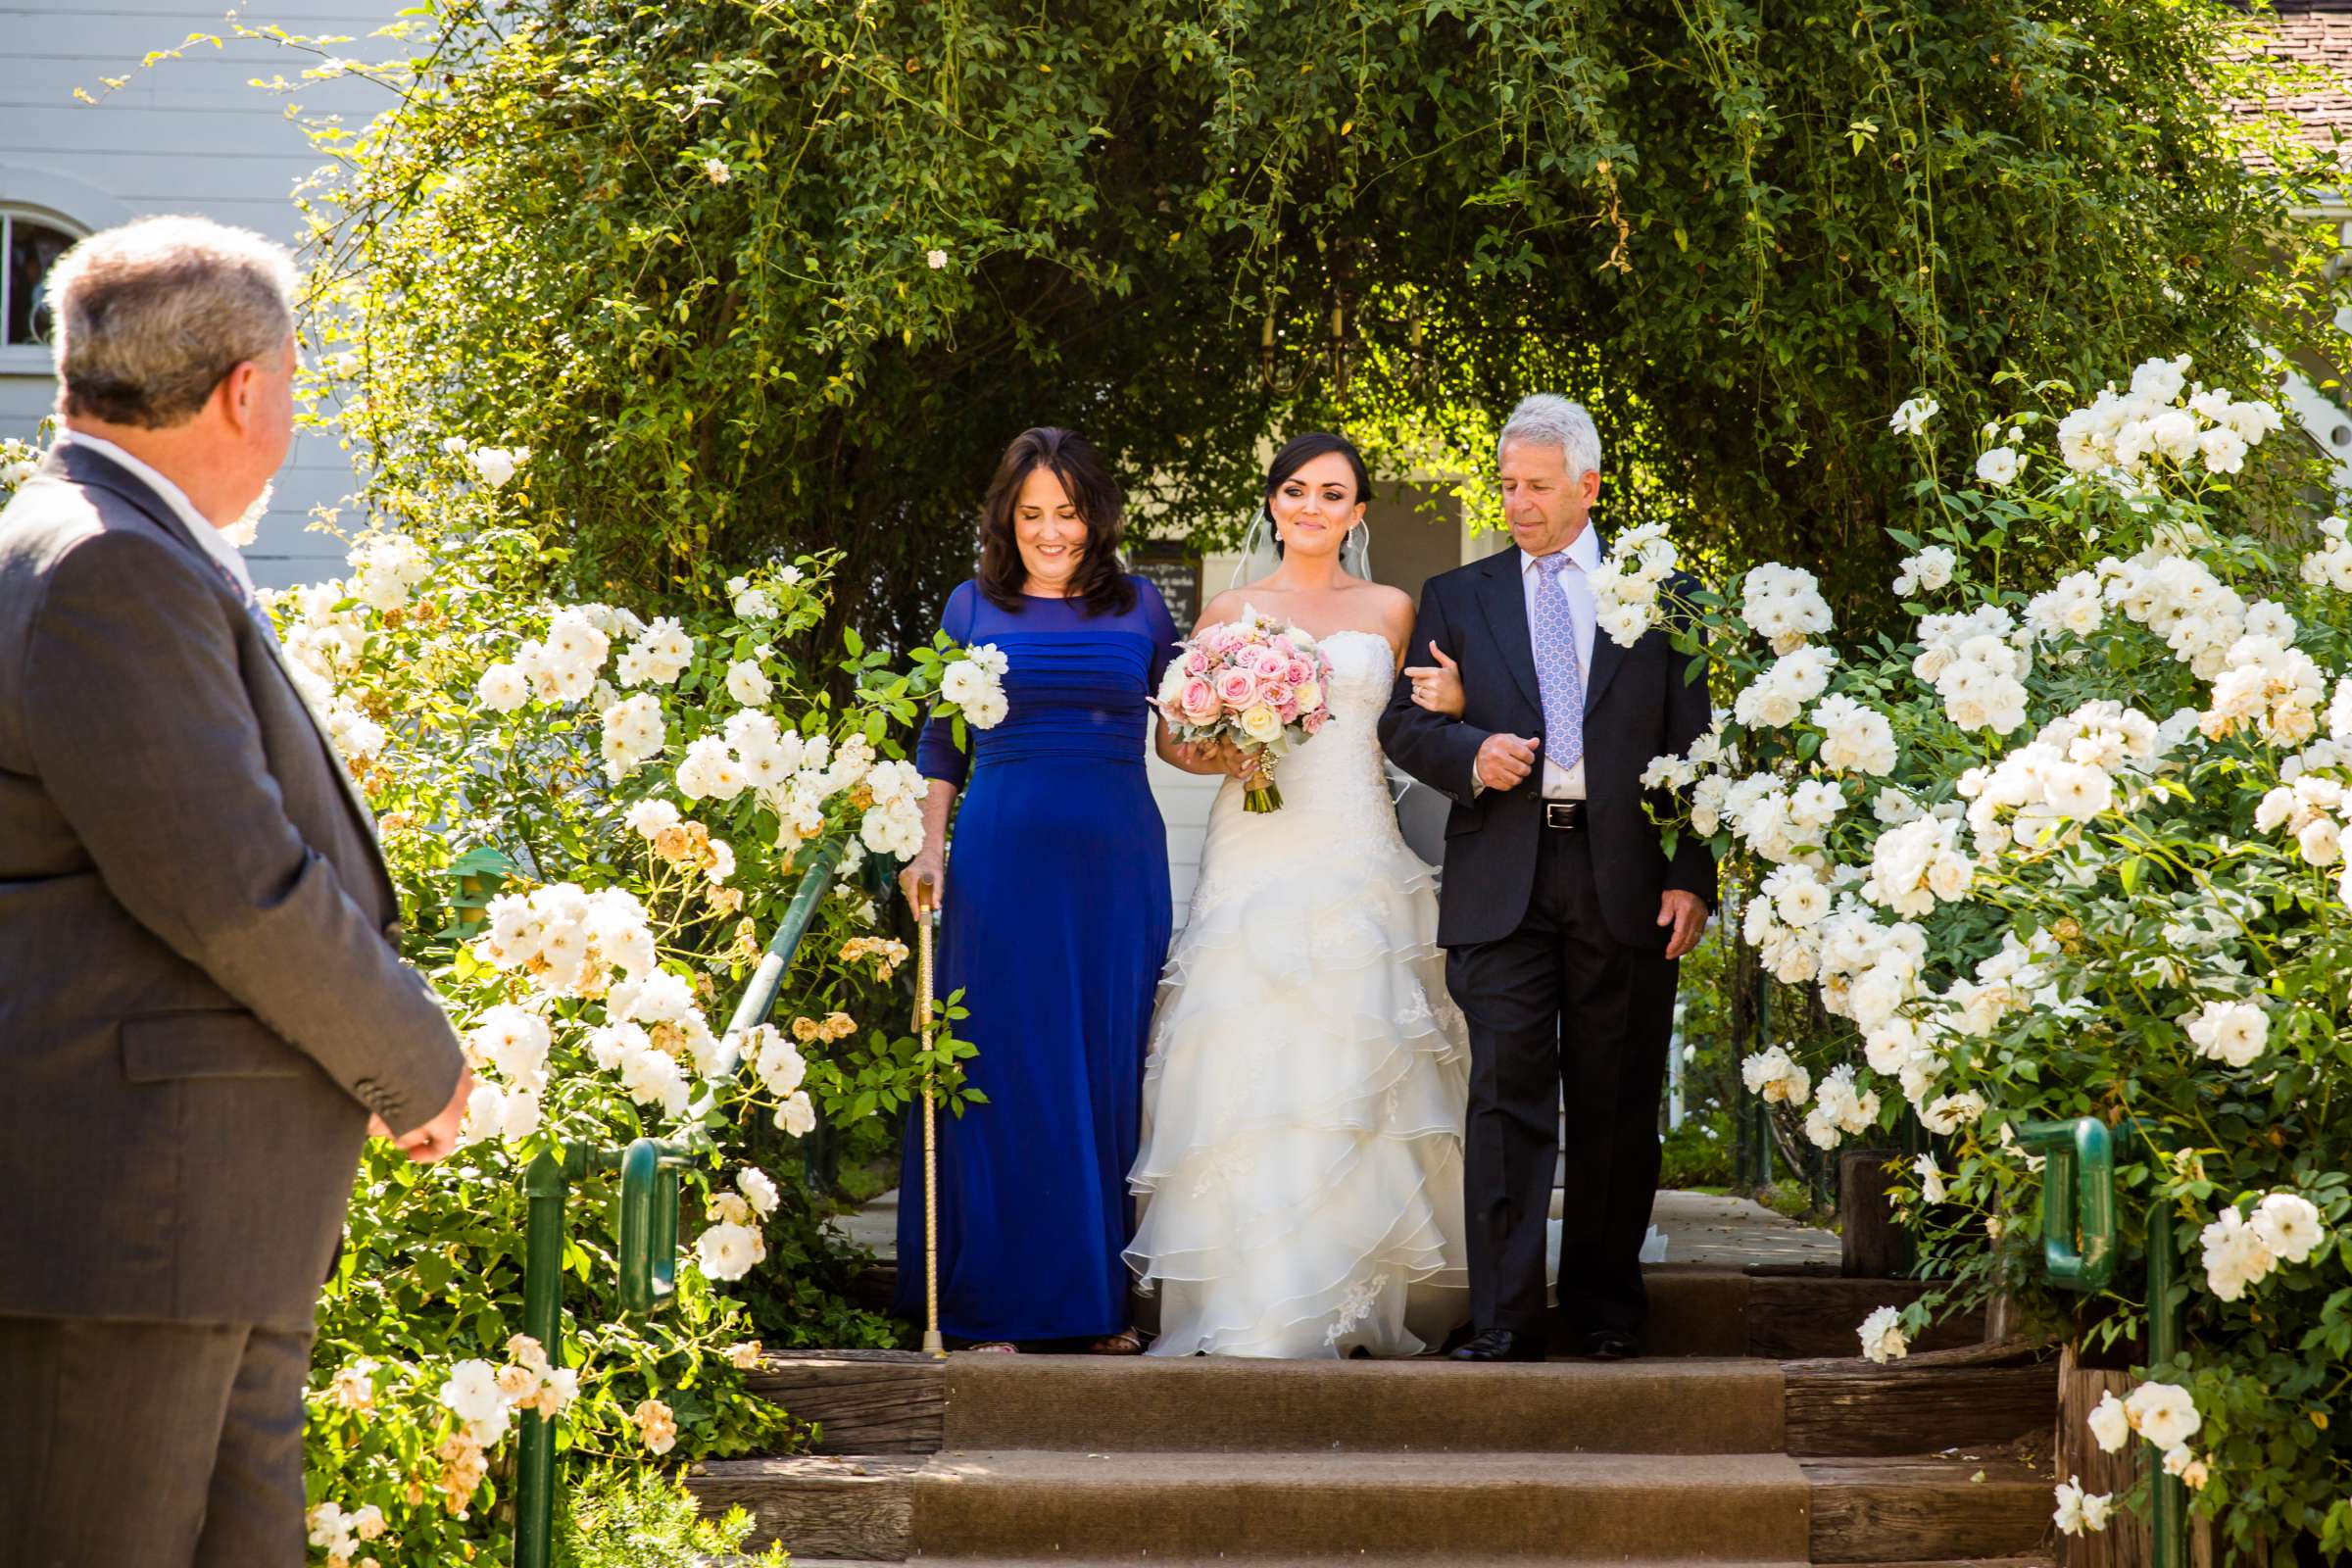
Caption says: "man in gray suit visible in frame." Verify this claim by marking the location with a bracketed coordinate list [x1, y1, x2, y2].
[0, 217, 471, 1565]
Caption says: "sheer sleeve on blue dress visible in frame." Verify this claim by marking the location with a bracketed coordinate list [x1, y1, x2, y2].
[915, 580, 978, 789]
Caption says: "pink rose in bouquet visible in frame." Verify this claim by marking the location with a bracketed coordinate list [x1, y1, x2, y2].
[1152, 606, 1336, 812]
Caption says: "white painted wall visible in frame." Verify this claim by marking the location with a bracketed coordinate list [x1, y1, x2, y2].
[0, 0, 401, 588]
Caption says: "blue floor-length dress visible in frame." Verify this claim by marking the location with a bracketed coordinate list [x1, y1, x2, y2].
[894, 575, 1178, 1342]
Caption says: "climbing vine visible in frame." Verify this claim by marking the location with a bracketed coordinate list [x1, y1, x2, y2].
[125, 0, 2334, 644]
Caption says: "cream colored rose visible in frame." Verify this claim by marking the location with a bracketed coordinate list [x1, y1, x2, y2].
[1294, 680, 1323, 712]
[1239, 705, 1283, 744]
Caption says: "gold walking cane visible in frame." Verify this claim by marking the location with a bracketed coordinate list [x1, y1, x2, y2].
[914, 875, 946, 1357]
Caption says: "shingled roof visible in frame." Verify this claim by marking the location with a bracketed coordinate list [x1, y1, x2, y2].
[2241, 2, 2352, 168]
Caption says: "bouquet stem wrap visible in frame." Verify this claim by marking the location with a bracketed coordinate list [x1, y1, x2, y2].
[1244, 757, 1282, 813]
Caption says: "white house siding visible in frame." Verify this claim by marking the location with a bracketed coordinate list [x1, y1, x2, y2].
[0, 0, 400, 588]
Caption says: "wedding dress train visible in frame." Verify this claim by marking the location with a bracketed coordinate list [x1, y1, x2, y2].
[1126, 628, 1472, 1356]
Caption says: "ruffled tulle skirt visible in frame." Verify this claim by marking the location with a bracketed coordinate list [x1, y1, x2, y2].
[1125, 800, 1471, 1358]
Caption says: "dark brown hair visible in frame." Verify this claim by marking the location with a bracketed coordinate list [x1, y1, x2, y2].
[1263, 432, 1373, 558]
[976, 426, 1135, 614]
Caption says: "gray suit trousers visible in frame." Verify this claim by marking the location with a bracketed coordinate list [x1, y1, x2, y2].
[0, 1314, 310, 1568]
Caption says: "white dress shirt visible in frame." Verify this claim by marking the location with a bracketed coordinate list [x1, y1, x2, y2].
[56, 429, 257, 596]
[1519, 524, 1600, 800]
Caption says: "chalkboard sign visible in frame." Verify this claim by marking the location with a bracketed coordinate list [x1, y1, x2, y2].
[1130, 540, 1202, 628]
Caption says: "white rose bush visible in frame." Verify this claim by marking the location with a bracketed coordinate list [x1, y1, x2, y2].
[1608, 358, 2352, 1554]
[267, 502, 1004, 1561]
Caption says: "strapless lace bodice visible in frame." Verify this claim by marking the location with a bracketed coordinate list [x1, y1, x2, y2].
[1259, 627, 1396, 797]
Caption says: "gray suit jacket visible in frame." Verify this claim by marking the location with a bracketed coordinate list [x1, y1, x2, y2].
[0, 443, 464, 1330]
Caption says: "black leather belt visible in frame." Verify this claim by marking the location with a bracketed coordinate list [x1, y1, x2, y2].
[1543, 801, 1586, 830]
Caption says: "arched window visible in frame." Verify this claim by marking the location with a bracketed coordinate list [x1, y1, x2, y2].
[2, 210, 79, 349]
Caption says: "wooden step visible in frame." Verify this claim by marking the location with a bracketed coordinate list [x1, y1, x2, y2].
[1706, 1269, 1985, 1360]
[687, 1455, 920, 1562]
[1782, 1342, 2058, 1457]
[745, 1349, 943, 1455]
[1802, 1454, 2052, 1563]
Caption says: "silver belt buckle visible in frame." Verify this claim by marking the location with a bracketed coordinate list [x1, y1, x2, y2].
[1544, 801, 1584, 830]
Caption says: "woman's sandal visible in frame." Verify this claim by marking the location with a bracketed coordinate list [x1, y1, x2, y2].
[967, 1341, 1019, 1353]
[1085, 1327, 1146, 1355]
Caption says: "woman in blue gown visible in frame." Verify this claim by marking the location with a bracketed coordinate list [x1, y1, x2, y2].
[893, 426, 1185, 1351]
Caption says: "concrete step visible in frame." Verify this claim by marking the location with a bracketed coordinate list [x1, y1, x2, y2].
[788, 1560, 1814, 1567]
[755, 1327, 2035, 1465]
[916, 1449, 1809, 1561]
[690, 1449, 2054, 1563]
[849, 1261, 1982, 1361]
[780, 1561, 2050, 1568]
[934, 1353, 1787, 1453]
[690, 1450, 1809, 1560]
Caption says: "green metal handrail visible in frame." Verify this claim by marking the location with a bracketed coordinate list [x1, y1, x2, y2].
[721, 837, 846, 1047]
[2017, 1116, 2119, 1292]
[2018, 1117, 2183, 1568]
[511, 833, 847, 1568]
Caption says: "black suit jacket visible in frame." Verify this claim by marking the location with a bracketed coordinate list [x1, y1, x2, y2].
[1378, 542, 1716, 950]
[0, 443, 464, 1329]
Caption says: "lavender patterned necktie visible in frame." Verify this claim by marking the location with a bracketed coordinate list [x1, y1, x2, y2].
[1531, 552, 1587, 775]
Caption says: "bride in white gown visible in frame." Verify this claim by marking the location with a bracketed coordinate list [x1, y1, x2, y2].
[1126, 433, 1473, 1357]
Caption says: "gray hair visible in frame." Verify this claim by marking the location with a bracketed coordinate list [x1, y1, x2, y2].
[49, 216, 297, 429]
[1497, 393, 1601, 480]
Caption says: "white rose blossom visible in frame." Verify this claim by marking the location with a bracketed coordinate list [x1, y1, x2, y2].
[1892, 545, 1955, 597]
[1857, 1304, 1908, 1364]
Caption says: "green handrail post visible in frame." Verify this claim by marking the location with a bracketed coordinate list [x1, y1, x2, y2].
[2019, 1116, 2182, 1568]
[512, 833, 850, 1567]
[515, 1149, 568, 1568]
[2147, 1198, 2184, 1568]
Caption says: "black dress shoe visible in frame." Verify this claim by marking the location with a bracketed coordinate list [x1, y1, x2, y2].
[1578, 1329, 1641, 1361]
[1447, 1328, 1546, 1362]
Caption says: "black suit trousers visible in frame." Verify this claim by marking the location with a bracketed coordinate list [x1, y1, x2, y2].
[1446, 824, 1680, 1341]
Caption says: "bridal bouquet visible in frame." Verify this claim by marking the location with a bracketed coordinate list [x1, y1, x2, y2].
[1154, 608, 1334, 812]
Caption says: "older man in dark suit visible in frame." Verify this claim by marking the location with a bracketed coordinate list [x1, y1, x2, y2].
[0, 217, 470, 1566]
[1380, 394, 1715, 1364]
